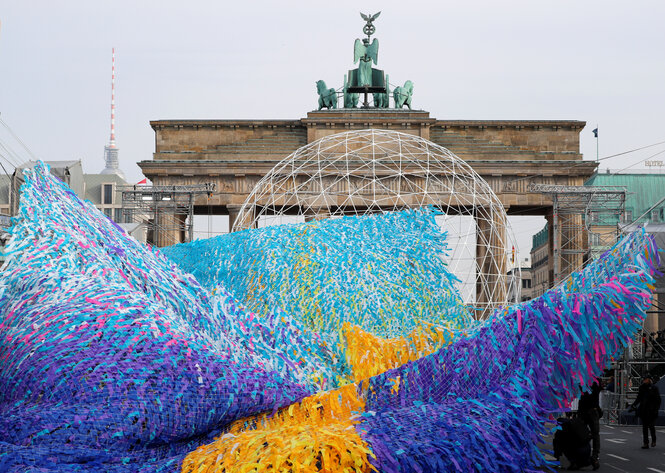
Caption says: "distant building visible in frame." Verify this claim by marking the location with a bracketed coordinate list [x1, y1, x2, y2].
[507, 258, 534, 302]
[83, 172, 127, 223]
[82, 172, 147, 243]
[530, 225, 551, 298]
[585, 171, 665, 226]
[0, 180, 10, 218]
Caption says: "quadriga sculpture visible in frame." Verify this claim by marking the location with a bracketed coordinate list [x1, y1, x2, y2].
[394, 80, 414, 109]
[316, 80, 338, 110]
[344, 89, 359, 108]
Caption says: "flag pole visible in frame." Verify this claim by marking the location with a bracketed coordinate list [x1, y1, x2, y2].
[596, 124, 599, 162]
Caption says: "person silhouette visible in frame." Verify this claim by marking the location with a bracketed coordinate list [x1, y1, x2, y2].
[578, 381, 601, 470]
[630, 373, 662, 448]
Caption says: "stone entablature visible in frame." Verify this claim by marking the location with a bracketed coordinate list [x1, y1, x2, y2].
[149, 113, 585, 166]
[143, 111, 595, 211]
[139, 159, 594, 208]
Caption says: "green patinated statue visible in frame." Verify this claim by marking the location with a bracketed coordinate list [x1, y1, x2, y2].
[394, 80, 414, 109]
[343, 74, 358, 108]
[353, 12, 381, 87]
[345, 12, 387, 107]
[373, 74, 390, 108]
[316, 80, 338, 110]
[315, 11, 410, 110]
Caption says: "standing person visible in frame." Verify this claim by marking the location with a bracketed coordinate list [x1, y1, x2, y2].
[631, 373, 662, 448]
[579, 381, 601, 470]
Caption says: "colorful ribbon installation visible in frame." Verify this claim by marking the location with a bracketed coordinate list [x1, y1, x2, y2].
[163, 206, 472, 388]
[163, 208, 468, 340]
[0, 161, 660, 472]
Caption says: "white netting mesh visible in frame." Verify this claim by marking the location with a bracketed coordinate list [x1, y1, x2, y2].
[233, 129, 517, 312]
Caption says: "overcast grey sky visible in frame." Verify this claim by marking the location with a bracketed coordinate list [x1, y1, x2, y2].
[1, 0, 664, 256]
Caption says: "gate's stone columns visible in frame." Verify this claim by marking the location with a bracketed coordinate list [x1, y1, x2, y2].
[227, 205, 241, 232]
[228, 205, 257, 231]
[474, 206, 507, 316]
[154, 211, 185, 247]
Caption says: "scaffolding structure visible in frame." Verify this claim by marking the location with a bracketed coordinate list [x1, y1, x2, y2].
[120, 184, 215, 246]
[531, 184, 627, 283]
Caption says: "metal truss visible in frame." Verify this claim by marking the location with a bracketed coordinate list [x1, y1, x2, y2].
[120, 183, 215, 246]
[531, 183, 626, 283]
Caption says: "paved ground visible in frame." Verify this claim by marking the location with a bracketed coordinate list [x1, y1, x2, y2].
[541, 424, 665, 472]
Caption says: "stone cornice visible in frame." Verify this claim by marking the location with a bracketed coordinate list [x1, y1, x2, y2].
[433, 120, 586, 130]
[150, 117, 586, 131]
[466, 160, 597, 175]
[303, 109, 433, 121]
[150, 120, 303, 130]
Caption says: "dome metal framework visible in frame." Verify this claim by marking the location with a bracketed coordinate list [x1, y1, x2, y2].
[233, 129, 518, 313]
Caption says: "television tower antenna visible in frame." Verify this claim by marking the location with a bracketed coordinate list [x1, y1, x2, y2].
[101, 47, 126, 179]
[110, 47, 116, 148]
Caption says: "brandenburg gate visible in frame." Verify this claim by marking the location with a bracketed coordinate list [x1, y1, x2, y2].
[137, 12, 597, 304]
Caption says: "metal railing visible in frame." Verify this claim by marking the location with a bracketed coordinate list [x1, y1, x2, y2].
[600, 392, 622, 425]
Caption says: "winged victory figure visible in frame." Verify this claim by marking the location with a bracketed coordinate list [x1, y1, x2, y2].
[354, 12, 381, 87]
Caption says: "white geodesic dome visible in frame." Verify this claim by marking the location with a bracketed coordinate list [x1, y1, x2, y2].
[233, 129, 517, 312]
